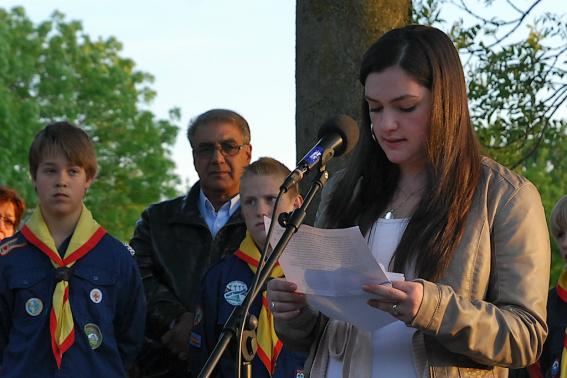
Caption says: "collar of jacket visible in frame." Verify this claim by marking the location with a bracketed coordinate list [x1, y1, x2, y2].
[168, 181, 245, 229]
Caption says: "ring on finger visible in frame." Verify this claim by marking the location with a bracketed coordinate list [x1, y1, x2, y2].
[392, 303, 401, 317]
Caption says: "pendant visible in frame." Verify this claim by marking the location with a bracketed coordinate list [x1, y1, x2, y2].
[384, 210, 393, 220]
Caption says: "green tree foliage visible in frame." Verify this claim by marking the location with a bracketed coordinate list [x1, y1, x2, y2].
[0, 7, 181, 241]
[414, 0, 567, 283]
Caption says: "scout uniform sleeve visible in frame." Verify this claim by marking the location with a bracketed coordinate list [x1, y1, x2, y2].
[0, 264, 12, 365]
[115, 249, 147, 369]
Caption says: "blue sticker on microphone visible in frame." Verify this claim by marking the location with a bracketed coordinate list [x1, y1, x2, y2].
[303, 146, 323, 165]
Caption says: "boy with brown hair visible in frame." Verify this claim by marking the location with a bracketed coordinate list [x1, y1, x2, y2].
[0, 121, 145, 377]
[189, 157, 306, 377]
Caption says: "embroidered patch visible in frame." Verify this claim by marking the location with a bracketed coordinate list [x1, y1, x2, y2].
[224, 280, 248, 306]
[189, 331, 202, 348]
[25, 298, 43, 316]
[551, 359, 559, 377]
[0, 239, 26, 256]
[295, 369, 305, 378]
[90, 288, 102, 303]
[193, 305, 203, 327]
[124, 243, 136, 256]
[84, 323, 103, 350]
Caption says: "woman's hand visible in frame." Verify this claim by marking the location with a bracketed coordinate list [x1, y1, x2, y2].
[267, 278, 307, 320]
[362, 280, 424, 324]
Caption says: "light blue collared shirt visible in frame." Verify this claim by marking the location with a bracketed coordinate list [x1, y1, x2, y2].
[198, 190, 240, 238]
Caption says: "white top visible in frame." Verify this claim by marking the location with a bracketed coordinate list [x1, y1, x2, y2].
[326, 218, 417, 378]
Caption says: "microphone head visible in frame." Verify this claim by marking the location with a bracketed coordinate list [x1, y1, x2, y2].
[317, 115, 359, 157]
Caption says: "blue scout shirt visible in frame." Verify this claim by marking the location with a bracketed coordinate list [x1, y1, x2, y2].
[0, 232, 146, 378]
[189, 253, 306, 378]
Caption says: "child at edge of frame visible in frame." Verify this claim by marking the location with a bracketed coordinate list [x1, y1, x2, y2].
[510, 194, 567, 378]
[189, 156, 307, 378]
[538, 195, 567, 378]
[0, 121, 146, 378]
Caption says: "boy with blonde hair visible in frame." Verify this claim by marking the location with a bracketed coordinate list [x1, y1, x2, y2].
[189, 157, 306, 377]
[0, 122, 145, 377]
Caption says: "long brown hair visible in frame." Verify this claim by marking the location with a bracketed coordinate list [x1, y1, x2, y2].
[324, 25, 481, 281]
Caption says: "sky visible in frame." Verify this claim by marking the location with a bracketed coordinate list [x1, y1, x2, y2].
[1, 0, 563, 190]
[1, 0, 296, 190]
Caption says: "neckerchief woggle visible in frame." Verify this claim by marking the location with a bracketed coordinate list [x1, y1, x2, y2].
[21, 206, 106, 368]
[556, 269, 567, 378]
[234, 232, 284, 376]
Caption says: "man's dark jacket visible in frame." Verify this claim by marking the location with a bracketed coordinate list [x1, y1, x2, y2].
[130, 181, 247, 376]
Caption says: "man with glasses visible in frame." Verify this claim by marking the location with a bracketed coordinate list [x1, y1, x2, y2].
[130, 109, 252, 377]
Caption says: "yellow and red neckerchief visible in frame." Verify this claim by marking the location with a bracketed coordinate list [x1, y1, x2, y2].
[21, 206, 106, 368]
[557, 269, 567, 378]
[234, 232, 284, 376]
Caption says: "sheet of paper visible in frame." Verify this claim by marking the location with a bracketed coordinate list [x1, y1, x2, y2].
[266, 219, 405, 331]
[306, 293, 396, 331]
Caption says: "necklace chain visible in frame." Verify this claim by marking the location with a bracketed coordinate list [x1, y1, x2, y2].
[383, 186, 424, 219]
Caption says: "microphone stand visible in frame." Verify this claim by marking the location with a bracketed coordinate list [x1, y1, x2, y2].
[198, 166, 329, 378]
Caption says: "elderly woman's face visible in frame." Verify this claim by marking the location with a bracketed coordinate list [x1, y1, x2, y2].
[0, 201, 17, 240]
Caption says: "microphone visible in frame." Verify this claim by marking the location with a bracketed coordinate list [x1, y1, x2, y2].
[281, 115, 359, 192]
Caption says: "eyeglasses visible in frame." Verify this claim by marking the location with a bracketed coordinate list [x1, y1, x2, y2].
[0, 215, 16, 229]
[193, 142, 249, 158]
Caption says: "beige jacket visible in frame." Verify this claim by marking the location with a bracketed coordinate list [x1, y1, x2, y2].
[275, 158, 550, 377]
